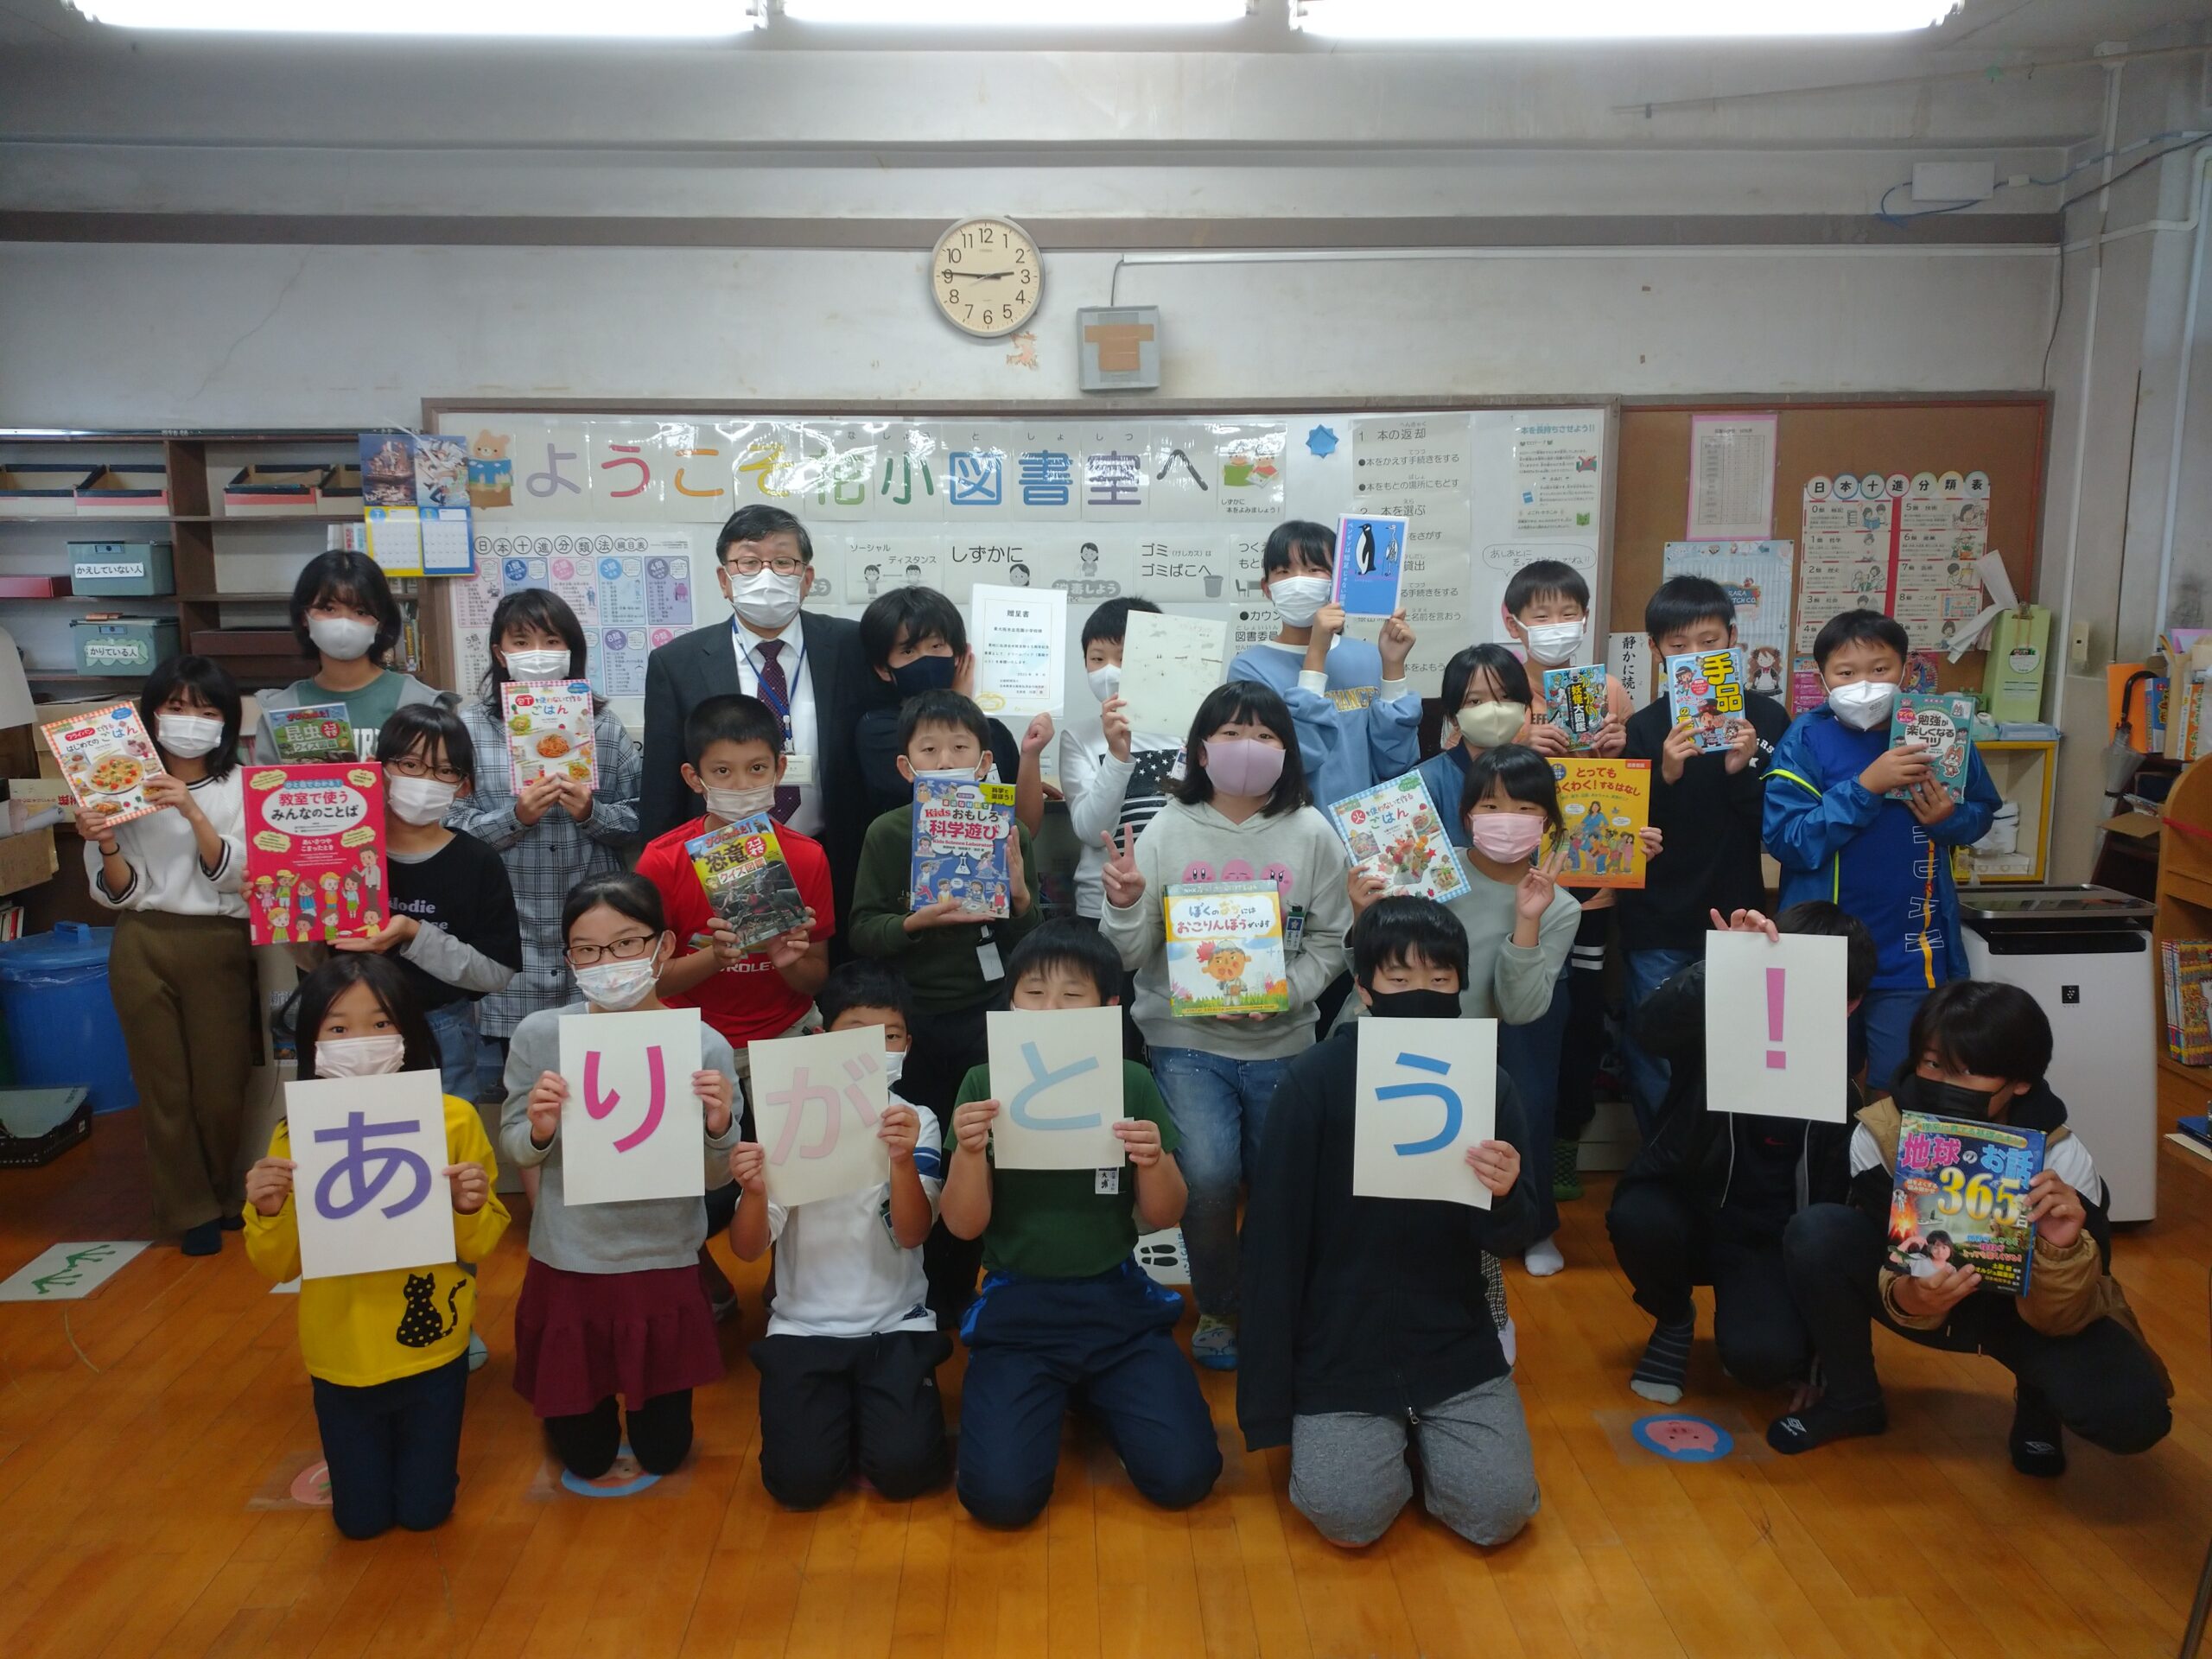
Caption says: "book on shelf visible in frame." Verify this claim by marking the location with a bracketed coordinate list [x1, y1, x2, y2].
[2160, 938, 2212, 1065]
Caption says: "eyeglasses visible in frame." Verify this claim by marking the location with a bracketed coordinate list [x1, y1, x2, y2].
[386, 756, 466, 785]
[565, 934, 658, 966]
[725, 554, 805, 576]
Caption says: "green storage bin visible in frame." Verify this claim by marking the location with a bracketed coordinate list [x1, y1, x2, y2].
[71, 617, 180, 676]
[69, 540, 175, 597]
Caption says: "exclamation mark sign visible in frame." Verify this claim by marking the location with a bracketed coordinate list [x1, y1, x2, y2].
[1764, 968, 1787, 1070]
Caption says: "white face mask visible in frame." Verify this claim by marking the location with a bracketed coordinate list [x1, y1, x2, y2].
[1268, 575, 1332, 628]
[1827, 678, 1898, 730]
[914, 764, 986, 785]
[387, 774, 459, 826]
[502, 648, 570, 681]
[1522, 620, 1586, 666]
[703, 783, 776, 822]
[315, 1033, 408, 1079]
[573, 951, 662, 1012]
[1087, 664, 1122, 703]
[308, 614, 377, 661]
[880, 1049, 907, 1088]
[730, 567, 804, 630]
[156, 712, 225, 759]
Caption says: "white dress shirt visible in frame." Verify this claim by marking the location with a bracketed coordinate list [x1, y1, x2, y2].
[730, 616, 823, 836]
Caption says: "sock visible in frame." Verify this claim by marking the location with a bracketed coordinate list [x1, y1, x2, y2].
[1523, 1236, 1565, 1277]
[1630, 1313, 1694, 1404]
[1766, 1397, 1887, 1456]
[2009, 1387, 2066, 1478]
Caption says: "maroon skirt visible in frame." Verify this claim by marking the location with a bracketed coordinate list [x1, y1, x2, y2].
[512, 1258, 724, 1420]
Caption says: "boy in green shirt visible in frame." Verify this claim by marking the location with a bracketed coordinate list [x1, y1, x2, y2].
[940, 920, 1222, 1528]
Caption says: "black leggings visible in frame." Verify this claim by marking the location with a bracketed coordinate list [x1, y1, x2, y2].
[544, 1389, 696, 1479]
[1557, 907, 1611, 1141]
[1605, 1180, 1811, 1388]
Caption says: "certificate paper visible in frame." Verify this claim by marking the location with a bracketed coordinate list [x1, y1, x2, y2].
[970, 583, 1066, 723]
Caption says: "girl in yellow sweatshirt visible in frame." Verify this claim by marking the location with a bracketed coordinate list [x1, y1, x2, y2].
[245, 954, 510, 1540]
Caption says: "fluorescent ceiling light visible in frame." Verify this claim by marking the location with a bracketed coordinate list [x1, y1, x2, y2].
[1292, 0, 1951, 39]
[782, 0, 1249, 23]
[67, 0, 762, 35]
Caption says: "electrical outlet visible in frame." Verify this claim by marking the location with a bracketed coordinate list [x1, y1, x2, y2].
[2068, 618, 2094, 672]
[1913, 161, 1996, 202]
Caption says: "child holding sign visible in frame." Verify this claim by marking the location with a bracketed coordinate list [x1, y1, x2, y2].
[501, 874, 743, 1479]
[939, 922, 1219, 1529]
[243, 955, 509, 1540]
[1238, 898, 1540, 1550]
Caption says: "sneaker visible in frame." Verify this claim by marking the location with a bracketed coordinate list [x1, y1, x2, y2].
[1191, 1314, 1238, 1370]
[466, 1331, 490, 1373]
[1522, 1236, 1565, 1278]
[1766, 1397, 1887, 1456]
[181, 1221, 222, 1256]
[1551, 1141, 1583, 1202]
[2008, 1387, 2066, 1478]
[1630, 1313, 1694, 1405]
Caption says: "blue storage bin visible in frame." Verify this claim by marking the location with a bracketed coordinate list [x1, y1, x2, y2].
[0, 923, 136, 1114]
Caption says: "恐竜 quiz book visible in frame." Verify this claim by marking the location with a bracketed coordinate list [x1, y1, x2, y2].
[911, 777, 1017, 920]
[1162, 881, 1292, 1018]
[687, 815, 808, 953]
[1548, 758, 1650, 889]
[1542, 663, 1608, 749]
[1325, 772, 1471, 906]
[1886, 692, 1976, 801]
[1887, 1111, 2044, 1297]
[501, 679, 599, 791]
[242, 764, 388, 948]
[1666, 648, 1746, 755]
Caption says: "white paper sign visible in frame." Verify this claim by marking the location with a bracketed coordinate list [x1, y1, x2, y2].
[286, 1071, 454, 1281]
[0, 1240, 149, 1301]
[1352, 1018, 1497, 1208]
[1703, 931, 1849, 1122]
[985, 1006, 1126, 1171]
[970, 582, 1067, 724]
[747, 1024, 893, 1207]
[558, 1007, 709, 1205]
[1117, 609, 1229, 744]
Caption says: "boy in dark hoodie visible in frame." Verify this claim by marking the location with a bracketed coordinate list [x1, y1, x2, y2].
[1605, 902, 1873, 1406]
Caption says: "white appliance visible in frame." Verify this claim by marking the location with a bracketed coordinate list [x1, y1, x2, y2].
[1960, 886, 2158, 1222]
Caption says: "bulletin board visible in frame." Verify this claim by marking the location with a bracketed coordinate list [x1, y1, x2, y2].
[1611, 398, 2050, 695]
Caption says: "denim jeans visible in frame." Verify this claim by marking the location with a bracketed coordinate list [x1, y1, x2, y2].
[1147, 1045, 1295, 1321]
[1496, 979, 1565, 1243]
[1620, 947, 1695, 1136]
[423, 1001, 480, 1103]
[1853, 984, 1927, 1096]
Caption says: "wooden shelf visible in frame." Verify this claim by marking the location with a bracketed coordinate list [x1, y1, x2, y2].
[2163, 868, 2212, 912]
[0, 513, 357, 526]
[2158, 1051, 2209, 1084]
[175, 591, 293, 603]
[0, 594, 177, 606]
[25, 670, 143, 683]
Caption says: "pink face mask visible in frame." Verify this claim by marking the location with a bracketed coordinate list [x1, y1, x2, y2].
[1467, 813, 1546, 862]
[1203, 736, 1287, 798]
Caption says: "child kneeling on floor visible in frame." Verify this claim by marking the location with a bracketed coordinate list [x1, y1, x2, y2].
[1238, 897, 1541, 1549]
[940, 919, 1223, 1527]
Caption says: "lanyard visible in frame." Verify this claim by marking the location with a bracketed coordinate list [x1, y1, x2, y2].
[732, 620, 806, 739]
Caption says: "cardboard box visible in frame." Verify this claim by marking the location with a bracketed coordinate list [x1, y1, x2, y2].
[224, 465, 328, 517]
[32, 699, 128, 779]
[0, 827, 58, 897]
[70, 540, 174, 597]
[74, 467, 170, 518]
[0, 465, 98, 518]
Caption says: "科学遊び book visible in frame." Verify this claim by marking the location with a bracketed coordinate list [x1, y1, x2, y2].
[687, 814, 809, 952]
[910, 776, 1017, 920]
[1887, 1110, 2045, 1297]
[1162, 881, 1292, 1018]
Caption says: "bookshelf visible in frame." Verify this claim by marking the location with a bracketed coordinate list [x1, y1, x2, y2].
[2152, 754, 2212, 1135]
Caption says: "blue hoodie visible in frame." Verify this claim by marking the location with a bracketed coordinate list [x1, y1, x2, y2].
[1226, 638, 1422, 812]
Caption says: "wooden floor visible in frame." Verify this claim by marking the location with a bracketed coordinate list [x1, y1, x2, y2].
[2, 1115, 2208, 1659]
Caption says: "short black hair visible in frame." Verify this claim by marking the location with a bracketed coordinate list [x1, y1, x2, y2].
[896, 688, 990, 755]
[1350, 896, 1470, 990]
[1925, 1230, 1954, 1251]
[140, 654, 242, 779]
[1644, 575, 1735, 643]
[684, 692, 783, 769]
[1005, 918, 1122, 1004]
[375, 701, 475, 788]
[715, 504, 813, 566]
[1261, 518, 1335, 577]
[480, 588, 597, 715]
[1458, 741, 1564, 834]
[1504, 558, 1589, 616]
[290, 952, 441, 1084]
[1812, 607, 1910, 668]
[1901, 979, 2053, 1090]
[561, 871, 668, 943]
[1441, 643, 1531, 713]
[290, 549, 404, 665]
[1176, 681, 1309, 816]
[816, 960, 913, 1028]
[860, 586, 965, 673]
[1080, 595, 1163, 650]
[1774, 900, 1878, 1004]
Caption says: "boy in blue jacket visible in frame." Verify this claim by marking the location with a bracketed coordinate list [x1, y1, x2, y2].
[1763, 610, 1997, 1090]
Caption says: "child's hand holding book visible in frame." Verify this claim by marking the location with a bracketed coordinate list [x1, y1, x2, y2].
[1859, 741, 1929, 798]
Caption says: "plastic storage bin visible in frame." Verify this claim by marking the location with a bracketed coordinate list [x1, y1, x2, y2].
[0, 923, 136, 1113]
[70, 540, 175, 596]
[72, 617, 181, 676]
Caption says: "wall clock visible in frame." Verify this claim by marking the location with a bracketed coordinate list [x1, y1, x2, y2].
[930, 217, 1043, 339]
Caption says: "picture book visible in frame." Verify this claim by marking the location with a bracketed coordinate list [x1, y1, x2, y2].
[266, 701, 357, 764]
[241, 764, 388, 947]
[1665, 648, 1747, 754]
[41, 702, 163, 830]
[1162, 881, 1292, 1018]
[687, 813, 808, 953]
[910, 777, 1016, 919]
[1548, 758, 1650, 889]
[1324, 772, 1471, 906]
[1541, 663, 1609, 748]
[500, 679, 599, 791]
[1887, 1110, 2044, 1297]
[1332, 513, 1408, 617]
[1886, 691, 1976, 802]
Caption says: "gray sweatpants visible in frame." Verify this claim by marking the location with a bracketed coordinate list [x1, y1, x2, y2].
[1287, 1373, 1539, 1548]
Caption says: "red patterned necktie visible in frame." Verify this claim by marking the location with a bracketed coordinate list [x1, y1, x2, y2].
[753, 639, 804, 823]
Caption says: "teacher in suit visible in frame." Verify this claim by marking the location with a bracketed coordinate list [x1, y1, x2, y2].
[641, 504, 867, 931]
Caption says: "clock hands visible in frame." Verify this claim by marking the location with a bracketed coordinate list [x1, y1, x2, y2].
[940, 268, 1018, 282]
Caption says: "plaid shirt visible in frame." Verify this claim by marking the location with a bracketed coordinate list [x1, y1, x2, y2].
[450, 699, 641, 1038]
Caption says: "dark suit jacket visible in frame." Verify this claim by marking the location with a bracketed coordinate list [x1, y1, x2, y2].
[640, 609, 868, 934]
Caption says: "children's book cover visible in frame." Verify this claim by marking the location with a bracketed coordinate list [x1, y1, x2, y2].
[267, 701, 357, 764]
[1162, 881, 1292, 1018]
[1886, 691, 1976, 801]
[242, 764, 387, 946]
[687, 813, 808, 952]
[501, 679, 599, 790]
[1542, 663, 1608, 748]
[1332, 513, 1408, 617]
[1325, 772, 1471, 906]
[41, 702, 164, 830]
[911, 778, 1016, 919]
[1887, 1110, 2044, 1297]
[1665, 648, 1747, 754]
[1548, 758, 1651, 889]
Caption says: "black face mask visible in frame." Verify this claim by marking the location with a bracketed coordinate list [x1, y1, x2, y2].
[1899, 1073, 2005, 1122]
[1363, 987, 1462, 1022]
[890, 654, 958, 698]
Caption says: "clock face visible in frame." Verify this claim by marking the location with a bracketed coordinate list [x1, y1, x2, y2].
[930, 218, 1043, 339]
